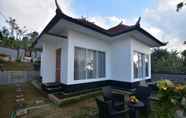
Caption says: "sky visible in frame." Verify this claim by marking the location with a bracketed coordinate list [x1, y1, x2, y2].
[0, 0, 186, 51]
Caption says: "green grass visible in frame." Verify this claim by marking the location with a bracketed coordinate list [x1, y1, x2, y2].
[24, 82, 49, 107]
[0, 85, 16, 118]
[0, 82, 49, 118]
[23, 97, 98, 118]
[71, 106, 98, 118]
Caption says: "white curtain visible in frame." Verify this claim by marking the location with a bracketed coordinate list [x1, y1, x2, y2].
[74, 47, 86, 80]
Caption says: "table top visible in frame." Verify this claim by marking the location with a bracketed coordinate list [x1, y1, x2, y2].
[128, 101, 144, 108]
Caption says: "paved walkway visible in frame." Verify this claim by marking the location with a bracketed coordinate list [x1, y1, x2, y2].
[15, 83, 27, 116]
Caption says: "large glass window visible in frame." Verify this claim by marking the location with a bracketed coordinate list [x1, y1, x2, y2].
[74, 47, 106, 80]
[86, 49, 96, 79]
[133, 51, 149, 79]
[74, 47, 86, 80]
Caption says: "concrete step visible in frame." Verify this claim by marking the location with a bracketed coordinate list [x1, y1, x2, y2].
[16, 98, 25, 102]
[42, 82, 61, 88]
[16, 95, 24, 98]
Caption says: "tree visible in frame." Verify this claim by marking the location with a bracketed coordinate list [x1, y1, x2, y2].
[151, 48, 169, 62]
[27, 31, 38, 41]
[0, 31, 2, 40]
[24, 31, 39, 48]
[6, 17, 17, 38]
[151, 49, 184, 74]
[1, 27, 10, 38]
[0, 16, 39, 49]
[177, 1, 186, 12]
[181, 50, 186, 72]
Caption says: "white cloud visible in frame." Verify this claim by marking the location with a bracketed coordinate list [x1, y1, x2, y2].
[142, 0, 186, 51]
[88, 16, 137, 29]
[0, 0, 73, 32]
[0, 0, 137, 32]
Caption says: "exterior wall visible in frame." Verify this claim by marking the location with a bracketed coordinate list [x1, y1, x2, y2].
[111, 37, 152, 83]
[41, 35, 68, 84]
[67, 30, 112, 85]
[0, 47, 18, 61]
[131, 38, 152, 82]
[111, 38, 133, 82]
[41, 31, 152, 84]
[0, 47, 28, 62]
[0, 71, 40, 85]
[40, 52, 44, 78]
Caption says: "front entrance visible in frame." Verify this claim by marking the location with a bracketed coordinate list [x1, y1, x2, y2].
[56, 48, 61, 82]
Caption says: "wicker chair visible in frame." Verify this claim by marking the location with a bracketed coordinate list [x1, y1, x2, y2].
[102, 86, 125, 110]
[96, 97, 127, 118]
[131, 86, 152, 112]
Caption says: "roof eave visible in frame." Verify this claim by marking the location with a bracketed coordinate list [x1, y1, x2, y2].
[31, 13, 61, 48]
[136, 27, 167, 47]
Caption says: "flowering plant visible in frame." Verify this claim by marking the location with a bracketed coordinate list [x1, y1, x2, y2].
[129, 95, 139, 104]
[156, 80, 186, 117]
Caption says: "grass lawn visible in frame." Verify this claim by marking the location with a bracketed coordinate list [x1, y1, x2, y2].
[23, 82, 49, 107]
[0, 82, 49, 118]
[22, 97, 98, 118]
[0, 82, 160, 118]
[0, 83, 142, 118]
[0, 85, 16, 118]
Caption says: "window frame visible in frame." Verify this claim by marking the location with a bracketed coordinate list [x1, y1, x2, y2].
[133, 51, 150, 80]
[74, 47, 106, 80]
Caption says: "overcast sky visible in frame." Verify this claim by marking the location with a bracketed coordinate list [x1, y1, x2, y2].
[0, 0, 186, 51]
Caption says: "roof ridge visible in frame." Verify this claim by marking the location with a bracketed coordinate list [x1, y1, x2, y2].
[107, 23, 131, 31]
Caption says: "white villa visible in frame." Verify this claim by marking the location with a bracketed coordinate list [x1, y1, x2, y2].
[33, 1, 166, 92]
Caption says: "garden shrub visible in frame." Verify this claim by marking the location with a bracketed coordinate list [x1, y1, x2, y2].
[152, 80, 186, 118]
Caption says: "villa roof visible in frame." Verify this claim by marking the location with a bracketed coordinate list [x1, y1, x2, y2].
[32, 0, 167, 48]
[107, 23, 135, 35]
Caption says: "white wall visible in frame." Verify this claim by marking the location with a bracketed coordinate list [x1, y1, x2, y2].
[40, 52, 44, 78]
[111, 38, 133, 82]
[131, 38, 152, 82]
[41, 30, 152, 84]
[41, 35, 68, 84]
[0, 47, 18, 61]
[67, 30, 112, 85]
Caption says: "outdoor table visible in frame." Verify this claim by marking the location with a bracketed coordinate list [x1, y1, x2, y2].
[128, 101, 144, 118]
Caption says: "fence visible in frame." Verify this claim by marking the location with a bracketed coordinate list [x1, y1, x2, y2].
[0, 71, 40, 85]
[152, 73, 186, 83]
